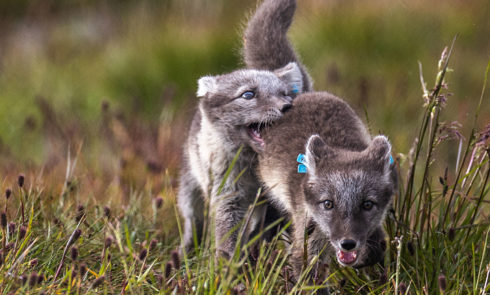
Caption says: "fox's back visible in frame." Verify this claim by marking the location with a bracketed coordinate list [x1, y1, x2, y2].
[261, 92, 371, 170]
[258, 92, 371, 211]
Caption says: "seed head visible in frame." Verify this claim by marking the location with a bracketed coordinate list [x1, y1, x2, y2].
[139, 248, 148, 261]
[231, 286, 240, 295]
[407, 241, 415, 256]
[18, 174, 25, 188]
[1, 212, 7, 228]
[19, 226, 27, 240]
[171, 250, 180, 270]
[29, 272, 38, 287]
[149, 239, 158, 251]
[154, 274, 163, 286]
[70, 229, 82, 245]
[448, 228, 455, 241]
[92, 275, 105, 288]
[5, 188, 11, 199]
[53, 218, 62, 227]
[79, 263, 87, 276]
[103, 206, 111, 219]
[37, 274, 44, 284]
[475, 124, 490, 149]
[155, 196, 163, 209]
[105, 237, 113, 249]
[438, 274, 447, 291]
[76, 205, 85, 222]
[398, 282, 407, 295]
[71, 246, 79, 261]
[8, 222, 15, 235]
[5, 242, 14, 251]
[164, 261, 172, 278]
[30, 258, 39, 267]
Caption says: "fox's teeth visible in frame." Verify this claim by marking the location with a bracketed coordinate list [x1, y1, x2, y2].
[337, 250, 358, 265]
[247, 124, 265, 147]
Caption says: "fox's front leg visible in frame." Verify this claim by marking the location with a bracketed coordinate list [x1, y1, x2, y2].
[291, 218, 330, 295]
[290, 215, 308, 279]
[177, 169, 205, 255]
[307, 229, 332, 295]
[211, 191, 249, 259]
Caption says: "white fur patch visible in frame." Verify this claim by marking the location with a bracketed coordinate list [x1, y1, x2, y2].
[304, 134, 321, 178]
[188, 110, 232, 200]
[197, 76, 217, 97]
[260, 164, 293, 213]
[370, 135, 392, 178]
[329, 170, 366, 204]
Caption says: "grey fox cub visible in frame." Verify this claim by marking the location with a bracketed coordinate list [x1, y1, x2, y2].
[258, 93, 394, 277]
[177, 64, 304, 258]
[243, 0, 395, 285]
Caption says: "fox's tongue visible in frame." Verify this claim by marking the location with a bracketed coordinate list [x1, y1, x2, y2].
[247, 125, 265, 146]
[337, 250, 357, 265]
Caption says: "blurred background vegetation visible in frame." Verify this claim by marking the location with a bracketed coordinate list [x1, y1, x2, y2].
[0, 0, 488, 199]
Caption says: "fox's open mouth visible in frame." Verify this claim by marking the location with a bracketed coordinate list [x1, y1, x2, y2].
[247, 123, 267, 147]
[247, 123, 272, 147]
[336, 250, 358, 265]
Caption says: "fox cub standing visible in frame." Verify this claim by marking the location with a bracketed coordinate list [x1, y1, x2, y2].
[177, 63, 305, 257]
[178, 0, 318, 259]
[243, 0, 396, 286]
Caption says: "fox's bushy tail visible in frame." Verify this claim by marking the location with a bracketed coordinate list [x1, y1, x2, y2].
[243, 0, 312, 92]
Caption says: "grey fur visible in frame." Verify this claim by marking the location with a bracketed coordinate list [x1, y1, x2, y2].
[178, 64, 303, 258]
[243, 1, 394, 285]
[258, 93, 395, 286]
[243, 0, 313, 92]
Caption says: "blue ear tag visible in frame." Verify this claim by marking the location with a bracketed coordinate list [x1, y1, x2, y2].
[297, 153, 306, 164]
[389, 154, 394, 165]
[292, 84, 299, 94]
[297, 153, 307, 173]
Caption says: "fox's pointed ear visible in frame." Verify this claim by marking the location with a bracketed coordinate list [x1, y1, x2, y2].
[274, 62, 303, 97]
[305, 134, 332, 177]
[367, 135, 392, 171]
[197, 76, 217, 97]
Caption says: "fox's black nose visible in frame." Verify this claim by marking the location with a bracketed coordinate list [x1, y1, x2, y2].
[340, 239, 357, 251]
[280, 103, 292, 113]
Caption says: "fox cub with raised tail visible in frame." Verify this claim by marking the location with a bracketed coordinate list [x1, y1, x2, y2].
[177, 63, 304, 258]
[243, 0, 396, 287]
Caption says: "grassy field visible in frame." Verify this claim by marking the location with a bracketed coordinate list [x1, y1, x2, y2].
[0, 0, 489, 293]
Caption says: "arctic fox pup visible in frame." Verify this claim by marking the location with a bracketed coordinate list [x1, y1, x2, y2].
[178, 64, 304, 258]
[243, 0, 396, 286]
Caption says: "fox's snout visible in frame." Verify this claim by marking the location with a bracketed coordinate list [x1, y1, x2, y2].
[340, 239, 357, 251]
[271, 96, 292, 113]
[280, 102, 292, 112]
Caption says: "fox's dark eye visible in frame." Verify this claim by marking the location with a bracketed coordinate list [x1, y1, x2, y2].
[241, 91, 255, 100]
[362, 201, 374, 211]
[323, 200, 334, 210]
